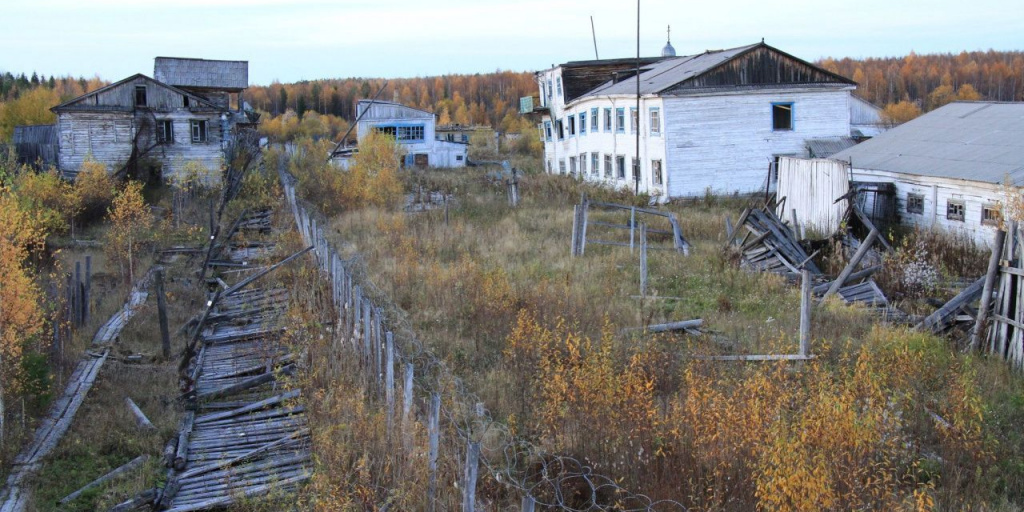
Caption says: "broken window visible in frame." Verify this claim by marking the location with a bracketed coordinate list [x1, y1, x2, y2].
[615, 108, 625, 133]
[650, 107, 661, 135]
[982, 204, 1002, 226]
[544, 121, 552, 141]
[556, 119, 564, 140]
[556, 77, 563, 99]
[906, 193, 924, 214]
[157, 119, 173, 143]
[547, 80, 552, 99]
[568, 115, 576, 136]
[135, 85, 147, 107]
[772, 102, 793, 131]
[183, 94, 190, 108]
[604, 154, 613, 177]
[616, 155, 626, 179]
[947, 199, 965, 222]
[652, 159, 663, 185]
[191, 120, 208, 143]
[632, 157, 640, 180]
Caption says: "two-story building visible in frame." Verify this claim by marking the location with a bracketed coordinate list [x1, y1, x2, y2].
[331, 100, 467, 168]
[533, 41, 857, 199]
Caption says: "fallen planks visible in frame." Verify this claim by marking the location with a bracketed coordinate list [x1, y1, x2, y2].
[728, 206, 821, 276]
[0, 269, 155, 512]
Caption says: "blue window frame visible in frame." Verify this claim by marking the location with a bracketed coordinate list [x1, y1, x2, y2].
[603, 108, 612, 132]
[556, 119, 564, 140]
[579, 112, 587, 135]
[568, 115, 576, 136]
[615, 108, 625, 133]
[556, 77, 563, 99]
[772, 102, 794, 131]
[590, 108, 599, 132]
[374, 123, 425, 143]
[543, 120, 552, 141]
[649, 107, 661, 136]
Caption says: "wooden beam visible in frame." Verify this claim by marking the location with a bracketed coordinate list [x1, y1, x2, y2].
[820, 228, 879, 303]
[222, 246, 314, 297]
[971, 229, 1006, 351]
[59, 455, 150, 505]
[124, 397, 155, 430]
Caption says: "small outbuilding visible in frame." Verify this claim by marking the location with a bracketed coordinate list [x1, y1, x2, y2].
[330, 100, 467, 169]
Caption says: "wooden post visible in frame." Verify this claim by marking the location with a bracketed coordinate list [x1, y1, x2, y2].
[971, 228, 1006, 352]
[821, 228, 879, 304]
[84, 255, 91, 324]
[427, 393, 441, 512]
[462, 441, 480, 512]
[156, 268, 172, 359]
[65, 272, 73, 331]
[403, 363, 414, 426]
[74, 261, 82, 325]
[374, 308, 383, 387]
[799, 269, 811, 357]
[521, 496, 536, 512]
[629, 206, 636, 253]
[124, 397, 156, 430]
[363, 299, 372, 373]
[571, 205, 579, 257]
[725, 215, 734, 240]
[790, 208, 800, 239]
[385, 331, 395, 436]
[580, 200, 588, 255]
[174, 411, 195, 470]
[639, 222, 648, 297]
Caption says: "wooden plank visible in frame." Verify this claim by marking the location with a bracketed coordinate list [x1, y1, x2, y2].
[124, 397, 156, 430]
[59, 455, 150, 505]
[821, 228, 879, 303]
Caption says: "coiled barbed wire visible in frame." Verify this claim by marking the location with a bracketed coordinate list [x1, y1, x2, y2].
[278, 162, 685, 511]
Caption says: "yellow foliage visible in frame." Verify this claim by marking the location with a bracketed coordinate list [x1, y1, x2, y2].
[883, 101, 923, 125]
[0, 87, 60, 141]
[104, 181, 151, 282]
[12, 167, 78, 235]
[346, 131, 404, 209]
[75, 157, 116, 222]
[0, 190, 46, 396]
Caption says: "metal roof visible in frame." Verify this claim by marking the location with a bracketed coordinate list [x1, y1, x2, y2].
[588, 44, 757, 96]
[154, 57, 248, 90]
[807, 137, 858, 158]
[830, 102, 1024, 186]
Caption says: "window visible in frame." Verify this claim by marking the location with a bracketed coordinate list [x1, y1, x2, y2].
[538, 123, 545, 142]
[615, 108, 625, 133]
[603, 108, 612, 132]
[590, 108, 599, 132]
[906, 193, 924, 214]
[135, 85, 147, 107]
[183, 95, 190, 108]
[652, 160, 663, 185]
[540, 83, 546, 105]
[558, 160, 566, 175]
[568, 115, 576, 136]
[556, 77, 563, 99]
[375, 125, 424, 142]
[630, 108, 637, 133]
[616, 155, 626, 179]
[569, 156, 577, 174]
[947, 200, 965, 222]
[591, 153, 600, 176]
[604, 154, 613, 177]
[579, 153, 587, 174]
[544, 121, 552, 141]
[190, 120, 208, 143]
[157, 119, 173, 143]
[456, 155, 464, 161]
[983, 204, 1002, 226]
[632, 157, 640, 180]
[556, 119, 564, 140]
[579, 112, 587, 135]
[547, 80, 552, 99]
[772, 102, 794, 131]
[649, 107, 661, 135]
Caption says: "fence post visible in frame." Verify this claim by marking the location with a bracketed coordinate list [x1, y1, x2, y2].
[353, 286, 362, 347]
[375, 307, 383, 388]
[630, 206, 636, 253]
[363, 299, 372, 374]
[385, 331, 395, 436]
[74, 261, 82, 326]
[84, 255, 91, 324]
[403, 363, 414, 424]
[571, 205, 579, 257]
[521, 495, 536, 512]
[428, 393, 441, 512]
[799, 268, 811, 357]
[639, 222, 648, 297]
[462, 441, 480, 512]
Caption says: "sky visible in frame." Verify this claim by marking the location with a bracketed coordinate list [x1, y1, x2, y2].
[3, 0, 1022, 85]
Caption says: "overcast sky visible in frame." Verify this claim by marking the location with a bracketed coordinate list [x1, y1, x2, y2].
[4, 0, 1022, 85]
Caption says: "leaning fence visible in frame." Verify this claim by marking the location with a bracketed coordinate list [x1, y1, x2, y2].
[278, 163, 685, 511]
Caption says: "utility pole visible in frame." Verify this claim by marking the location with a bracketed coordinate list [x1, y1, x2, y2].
[634, 0, 641, 195]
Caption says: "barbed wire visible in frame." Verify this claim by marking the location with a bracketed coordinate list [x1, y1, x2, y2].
[278, 162, 685, 511]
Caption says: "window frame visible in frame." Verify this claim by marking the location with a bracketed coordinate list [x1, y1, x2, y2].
[558, 159, 566, 175]
[544, 121, 552, 142]
[652, 159, 663, 185]
[615, 108, 625, 133]
[569, 156, 577, 175]
[590, 108, 599, 132]
[157, 119, 173, 144]
[946, 199, 965, 222]
[649, 107, 661, 136]
[579, 112, 587, 135]
[603, 108, 612, 132]
[579, 153, 587, 174]
[591, 152, 600, 176]
[629, 107, 638, 134]
[568, 115, 576, 136]
[772, 102, 794, 131]
[906, 193, 925, 215]
[603, 154, 613, 177]
[135, 85, 147, 107]
[616, 155, 626, 179]
[556, 119, 564, 140]
[556, 77, 563, 100]
[190, 119, 208, 143]
[982, 204, 1002, 226]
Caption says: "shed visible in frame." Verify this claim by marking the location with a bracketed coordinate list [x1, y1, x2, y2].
[775, 156, 850, 234]
[12, 124, 58, 167]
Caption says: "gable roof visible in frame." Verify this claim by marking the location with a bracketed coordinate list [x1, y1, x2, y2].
[154, 57, 248, 91]
[51, 73, 220, 112]
[356, 99, 434, 120]
[584, 42, 855, 98]
[554, 57, 671, 103]
[831, 102, 1024, 186]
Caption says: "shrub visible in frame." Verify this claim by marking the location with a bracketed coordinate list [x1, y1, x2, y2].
[12, 167, 77, 235]
[104, 181, 151, 283]
[75, 158, 116, 224]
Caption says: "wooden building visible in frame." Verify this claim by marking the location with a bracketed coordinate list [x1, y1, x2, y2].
[330, 100, 467, 168]
[52, 58, 252, 182]
[831, 101, 1024, 245]
[531, 41, 856, 199]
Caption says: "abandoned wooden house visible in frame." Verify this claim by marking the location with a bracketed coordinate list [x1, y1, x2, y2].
[529, 40, 858, 199]
[330, 100, 468, 169]
[830, 101, 1024, 245]
[50, 57, 253, 182]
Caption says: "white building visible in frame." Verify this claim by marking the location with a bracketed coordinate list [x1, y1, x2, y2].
[830, 101, 1024, 245]
[532, 41, 856, 199]
[331, 100, 467, 169]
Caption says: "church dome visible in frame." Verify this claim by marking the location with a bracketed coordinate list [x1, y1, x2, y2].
[661, 25, 676, 57]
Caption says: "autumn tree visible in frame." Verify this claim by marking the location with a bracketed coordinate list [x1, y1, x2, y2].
[882, 100, 923, 125]
[0, 86, 59, 141]
[105, 181, 151, 283]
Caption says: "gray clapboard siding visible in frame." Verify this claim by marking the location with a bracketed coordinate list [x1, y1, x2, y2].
[57, 112, 134, 174]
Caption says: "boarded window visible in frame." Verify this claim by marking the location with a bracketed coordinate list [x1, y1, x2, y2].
[906, 193, 924, 214]
[652, 159, 663, 185]
[772, 102, 793, 130]
[414, 153, 428, 167]
[135, 85, 147, 107]
[982, 204, 1001, 226]
[616, 155, 626, 179]
[947, 199, 965, 222]
[190, 120, 208, 143]
[157, 120, 173, 143]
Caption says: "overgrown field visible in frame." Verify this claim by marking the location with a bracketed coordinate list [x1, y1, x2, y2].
[290, 158, 1024, 510]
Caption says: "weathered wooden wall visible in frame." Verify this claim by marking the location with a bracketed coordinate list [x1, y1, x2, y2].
[776, 157, 850, 234]
[667, 46, 852, 91]
[57, 111, 134, 176]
